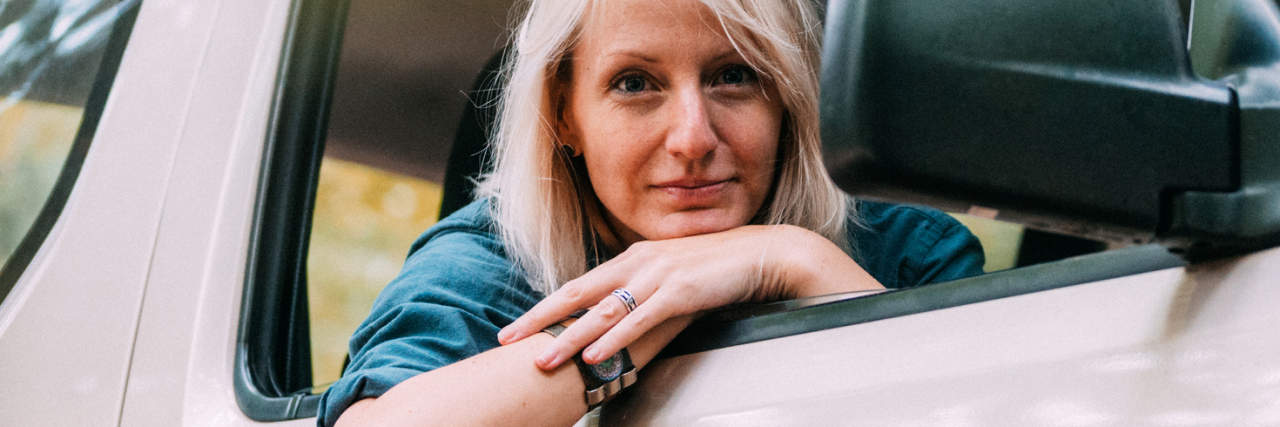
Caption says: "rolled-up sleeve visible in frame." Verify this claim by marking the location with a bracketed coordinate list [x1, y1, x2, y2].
[852, 200, 986, 288]
[316, 204, 541, 427]
[907, 219, 986, 285]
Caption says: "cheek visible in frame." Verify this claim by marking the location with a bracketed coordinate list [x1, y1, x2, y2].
[583, 134, 646, 171]
[579, 120, 655, 199]
[714, 104, 783, 182]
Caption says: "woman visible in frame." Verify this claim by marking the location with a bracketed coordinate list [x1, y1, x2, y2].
[321, 0, 984, 425]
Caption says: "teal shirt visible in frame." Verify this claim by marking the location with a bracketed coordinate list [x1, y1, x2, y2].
[317, 199, 984, 426]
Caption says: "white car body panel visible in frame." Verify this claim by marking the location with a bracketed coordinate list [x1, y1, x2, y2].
[0, 0, 213, 421]
[0, 0, 293, 425]
[611, 247, 1280, 426]
[118, 0, 295, 425]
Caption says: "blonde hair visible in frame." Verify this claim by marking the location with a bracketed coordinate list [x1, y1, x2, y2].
[475, 0, 850, 296]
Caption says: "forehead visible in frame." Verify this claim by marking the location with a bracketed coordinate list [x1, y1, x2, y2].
[577, 0, 732, 56]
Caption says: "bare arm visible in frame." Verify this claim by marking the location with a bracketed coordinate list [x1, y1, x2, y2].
[501, 225, 882, 370]
[334, 316, 693, 427]
[336, 225, 872, 426]
[775, 224, 883, 298]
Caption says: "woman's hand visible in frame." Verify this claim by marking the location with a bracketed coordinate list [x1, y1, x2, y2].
[496, 224, 883, 370]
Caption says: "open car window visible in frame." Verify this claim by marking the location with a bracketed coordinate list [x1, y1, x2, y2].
[304, 0, 515, 392]
[234, 0, 1280, 421]
[295, 0, 1110, 393]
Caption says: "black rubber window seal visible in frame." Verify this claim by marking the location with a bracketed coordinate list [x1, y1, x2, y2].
[233, 0, 350, 421]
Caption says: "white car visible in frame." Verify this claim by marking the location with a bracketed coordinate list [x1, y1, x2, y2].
[1, 0, 1277, 425]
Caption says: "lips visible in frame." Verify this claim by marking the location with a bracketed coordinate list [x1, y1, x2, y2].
[652, 177, 734, 206]
[654, 177, 732, 188]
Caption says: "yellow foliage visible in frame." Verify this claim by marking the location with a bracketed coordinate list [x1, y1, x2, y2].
[0, 99, 85, 265]
[307, 156, 444, 389]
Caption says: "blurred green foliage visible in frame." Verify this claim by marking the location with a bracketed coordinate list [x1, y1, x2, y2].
[0, 100, 81, 267]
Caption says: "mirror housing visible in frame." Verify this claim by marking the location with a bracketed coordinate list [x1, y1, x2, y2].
[821, 0, 1280, 259]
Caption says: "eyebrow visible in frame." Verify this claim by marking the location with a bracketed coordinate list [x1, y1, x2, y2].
[604, 50, 661, 63]
[602, 49, 741, 64]
[708, 50, 740, 64]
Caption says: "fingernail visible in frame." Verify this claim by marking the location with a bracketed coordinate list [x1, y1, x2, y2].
[537, 351, 559, 369]
[584, 347, 601, 363]
[497, 327, 512, 344]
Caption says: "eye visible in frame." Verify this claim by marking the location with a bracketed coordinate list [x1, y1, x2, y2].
[715, 65, 758, 86]
[611, 74, 651, 94]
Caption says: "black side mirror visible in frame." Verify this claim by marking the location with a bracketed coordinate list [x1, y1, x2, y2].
[821, 0, 1280, 260]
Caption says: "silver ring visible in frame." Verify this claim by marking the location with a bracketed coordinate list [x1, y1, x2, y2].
[611, 289, 638, 313]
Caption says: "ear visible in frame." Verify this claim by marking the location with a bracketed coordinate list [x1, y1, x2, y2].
[555, 87, 582, 156]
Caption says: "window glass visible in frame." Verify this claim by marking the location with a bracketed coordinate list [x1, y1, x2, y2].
[307, 0, 514, 390]
[0, 1, 137, 273]
[308, 157, 442, 390]
[950, 213, 1024, 272]
[951, 212, 1108, 273]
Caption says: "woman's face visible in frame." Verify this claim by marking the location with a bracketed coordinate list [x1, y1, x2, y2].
[561, 0, 785, 245]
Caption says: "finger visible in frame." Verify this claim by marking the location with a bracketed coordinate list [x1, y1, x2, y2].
[497, 284, 592, 345]
[581, 290, 674, 364]
[498, 271, 618, 345]
[534, 290, 633, 370]
[498, 245, 648, 344]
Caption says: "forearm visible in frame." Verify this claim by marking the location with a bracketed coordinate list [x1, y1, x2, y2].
[335, 316, 692, 427]
[775, 225, 883, 298]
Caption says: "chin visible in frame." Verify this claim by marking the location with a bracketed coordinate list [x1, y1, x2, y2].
[650, 209, 748, 239]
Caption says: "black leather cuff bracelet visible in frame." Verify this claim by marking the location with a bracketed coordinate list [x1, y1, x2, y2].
[541, 320, 638, 409]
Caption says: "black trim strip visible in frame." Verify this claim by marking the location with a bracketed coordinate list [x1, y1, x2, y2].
[660, 244, 1186, 358]
[234, 0, 349, 421]
[0, 1, 142, 304]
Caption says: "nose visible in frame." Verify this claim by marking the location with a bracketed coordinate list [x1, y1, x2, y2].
[665, 88, 718, 160]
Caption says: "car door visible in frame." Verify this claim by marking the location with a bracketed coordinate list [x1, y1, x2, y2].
[0, 0, 306, 425]
[604, 0, 1280, 424]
